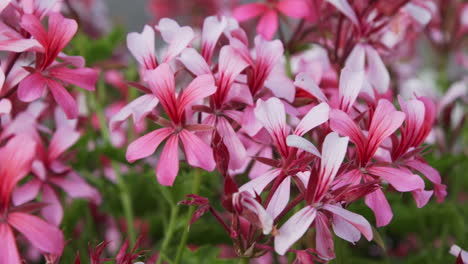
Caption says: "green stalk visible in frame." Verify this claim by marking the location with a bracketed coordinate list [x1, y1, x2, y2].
[91, 80, 136, 245]
[157, 204, 179, 264]
[174, 169, 203, 264]
[238, 257, 249, 264]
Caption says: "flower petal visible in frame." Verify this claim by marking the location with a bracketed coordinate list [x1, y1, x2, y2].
[48, 125, 80, 162]
[8, 212, 64, 255]
[156, 135, 180, 186]
[274, 206, 316, 255]
[179, 129, 215, 171]
[233, 3, 268, 21]
[286, 135, 321, 157]
[0, 223, 21, 264]
[257, 9, 278, 40]
[294, 102, 329, 136]
[323, 204, 373, 241]
[277, 0, 310, 18]
[48, 66, 98, 91]
[368, 166, 425, 192]
[18, 73, 47, 102]
[126, 128, 173, 162]
[47, 79, 78, 119]
[365, 188, 393, 227]
[127, 25, 157, 70]
[109, 94, 159, 132]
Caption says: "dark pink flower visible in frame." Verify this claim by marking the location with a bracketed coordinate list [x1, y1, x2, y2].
[233, 0, 310, 40]
[17, 12, 98, 119]
[0, 135, 64, 264]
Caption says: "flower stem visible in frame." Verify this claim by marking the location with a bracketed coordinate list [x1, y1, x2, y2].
[174, 168, 202, 264]
[92, 80, 136, 245]
[157, 204, 179, 264]
[238, 257, 249, 264]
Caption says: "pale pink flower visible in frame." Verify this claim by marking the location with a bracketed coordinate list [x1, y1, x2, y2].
[116, 63, 216, 186]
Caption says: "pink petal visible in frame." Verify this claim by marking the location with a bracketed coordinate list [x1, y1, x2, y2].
[368, 166, 424, 192]
[277, 0, 310, 18]
[179, 129, 215, 171]
[332, 213, 361, 243]
[365, 188, 393, 227]
[179, 48, 211, 76]
[0, 135, 36, 206]
[411, 189, 433, 208]
[156, 135, 180, 186]
[323, 204, 373, 241]
[254, 36, 284, 79]
[48, 126, 80, 162]
[18, 73, 47, 102]
[126, 128, 173, 162]
[50, 172, 101, 204]
[233, 3, 268, 21]
[264, 65, 296, 102]
[286, 135, 321, 157]
[0, 0, 10, 13]
[8, 212, 64, 255]
[216, 117, 247, 170]
[241, 106, 264, 136]
[0, 98, 11, 115]
[294, 102, 330, 136]
[41, 185, 63, 226]
[45, 13, 78, 61]
[338, 65, 365, 112]
[326, 0, 359, 26]
[12, 179, 41, 206]
[201, 16, 228, 62]
[178, 74, 216, 111]
[0, 39, 42, 52]
[329, 109, 365, 147]
[109, 94, 159, 132]
[127, 25, 157, 70]
[254, 98, 287, 140]
[234, 191, 273, 235]
[163, 26, 194, 63]
[257, 9, 279, 40]
[317, 132, 349, 196]
[47, 79, 78, 119]
[365, 46, 390, 93]
[274, 206, 316, 255]
[19, 14, 48, 47]
[240, 168, 281, 195]
[266, 176, 290, 218]
[294, 72, 327, 102]
[215, 46, 249, 104]
[315, 212, 335, 260]
[0, 223, 21, 264]
[367, 100, 405, 155]
[144, 63, 177, 114]
[406, 159, 446, 202]
[344, 44, 365, 69]
[48, 66, 98, 91]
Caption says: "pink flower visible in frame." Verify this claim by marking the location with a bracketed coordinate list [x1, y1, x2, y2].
[0, 135, 64, 264]
[116, 63, 216, 186]
[17, 12, 98, 119]
[233, 0, 310, 40]
[274, 132, 373, 258]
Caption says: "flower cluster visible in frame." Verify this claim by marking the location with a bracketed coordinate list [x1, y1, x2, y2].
[0, 0, 466, 263]
[0, 1, 99, 263]
[111, 1, 450, 260]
